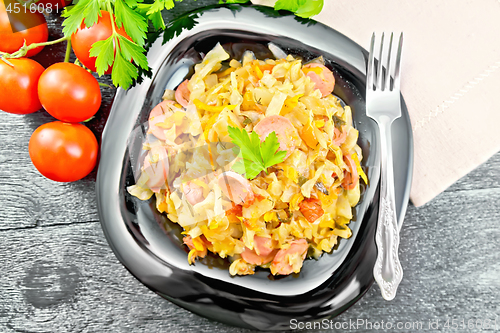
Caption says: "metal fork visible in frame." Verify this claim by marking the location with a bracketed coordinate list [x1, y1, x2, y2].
[366, 32, 404, 301]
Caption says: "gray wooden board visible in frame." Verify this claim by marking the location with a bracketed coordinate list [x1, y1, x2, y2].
[1, 2, 499, 332]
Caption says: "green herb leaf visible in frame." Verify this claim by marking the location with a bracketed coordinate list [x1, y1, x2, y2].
[117, 35, 148, 70]
[274, 0, 306, 12]
[232, 158, 263, 180]
[242, 117, 252, 126]
[228, 127, 264, 169]
[89, 35, 115, 76]
[274, 0, 323, 18]
[228, 126, 286, 179]
[295, 0, 323, 18]
[61, 0, 101, 36]
[298, 175, 308, 187]
[332, 115, 346, 130]
[114, 0, 148, 47]
[260, 131, 287, 170]
[149, 11, 166, 30]
[111, 50, 138, 89]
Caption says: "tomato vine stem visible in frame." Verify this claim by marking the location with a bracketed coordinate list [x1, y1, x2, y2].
[0, 56, 15, 67]
[64, 39, 72, 63]
[5, 36, 71, 59]
[98, 82, 112, 88]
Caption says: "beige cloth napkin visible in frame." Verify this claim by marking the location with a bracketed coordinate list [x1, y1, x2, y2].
[254, 0, 500, 207]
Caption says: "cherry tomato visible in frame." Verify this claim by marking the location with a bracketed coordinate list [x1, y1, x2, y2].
[29, 121, 98, 182]
[71, 10, 132, 73]
[38, 62, 101, 122]
[0, 0, 49, 57]
[0, 58, 44, 114]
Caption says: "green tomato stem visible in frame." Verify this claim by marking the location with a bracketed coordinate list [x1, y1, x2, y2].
[98, 82, 112, 88]
[64, 39, 72, 63]
[0, 57, 15, 67]
[6, 35, 71, 59]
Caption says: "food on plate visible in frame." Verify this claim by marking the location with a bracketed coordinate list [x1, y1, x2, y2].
[29, 121, 98, 182]
[128, 43, 367, 276]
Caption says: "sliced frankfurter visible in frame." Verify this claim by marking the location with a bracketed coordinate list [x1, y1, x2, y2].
[241, 236, 277, 265]
[270, 239, 309, 275]
[183, 181, 205, 206]
[303, 63, 335, 97]
[175, 79, 190, 107]
[218, 171, 254, 205]
[142, 145, 169, 192]
[332, 125, 347, 146]
[148, 100, 175, 141]
[241, 247, 278, 266]
[342, 153, 359, 190]
[253, 115, 299, 159]
[254, 235, 275, 256]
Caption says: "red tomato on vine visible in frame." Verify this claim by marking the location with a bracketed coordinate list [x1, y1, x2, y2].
[0, 58, 44, 114]
[29, 121, 98, 182]
[37, 62, 102, 122]
[0, 0, 49, 57]
[71, 10, 132, 73]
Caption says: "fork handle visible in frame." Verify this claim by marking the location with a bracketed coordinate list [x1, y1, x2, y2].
[373, 116, 403, 301]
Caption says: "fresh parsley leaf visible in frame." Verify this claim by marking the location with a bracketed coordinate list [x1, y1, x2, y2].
[114, 0, 148, 47]
[111, 51, 139, 89]
[274, 0, 306, 12]
[89, 36, 115, 76]
[228, 127, 264, 168]
[232, 158, 263, 180]
[123, 0, 143, 7]
[61, 0, 101, 36]
[295, 0, 323, 18]
[117, 35, 149, 70]
[260, 130, 285, 169]
[147, 0, 175, 15]
[274, 0, 323, 18]
[149, 11, 166, 30]
[228, 126, 286, 179]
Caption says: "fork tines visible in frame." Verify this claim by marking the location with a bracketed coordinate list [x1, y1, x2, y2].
[367, 32, 403, 92]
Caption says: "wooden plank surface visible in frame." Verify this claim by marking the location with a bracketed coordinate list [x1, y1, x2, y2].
[1, 3, 499, 332]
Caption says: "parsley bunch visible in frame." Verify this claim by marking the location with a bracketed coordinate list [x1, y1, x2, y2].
[60, 0, 324, 89]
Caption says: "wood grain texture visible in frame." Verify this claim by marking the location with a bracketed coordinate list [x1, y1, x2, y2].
[0, 1, 499, 332]
[0, 184, 499, 333]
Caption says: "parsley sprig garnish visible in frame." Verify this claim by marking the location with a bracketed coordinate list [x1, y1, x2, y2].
[228, 126, 286, 180]
[60, 0, 324, 89]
